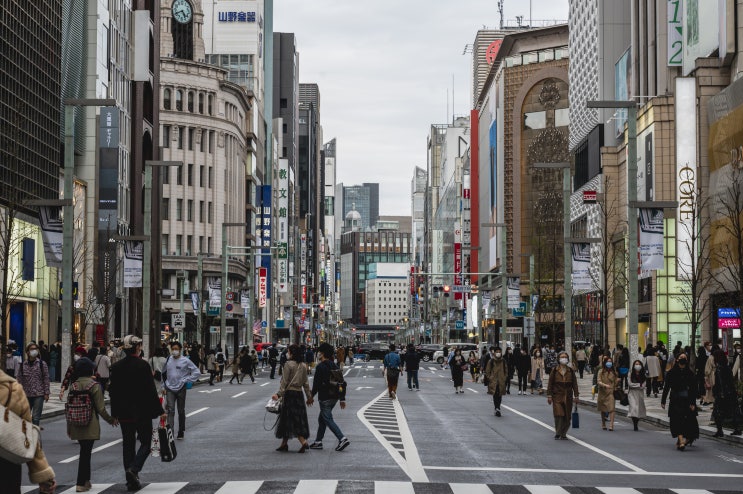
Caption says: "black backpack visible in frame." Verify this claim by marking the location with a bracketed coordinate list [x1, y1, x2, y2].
[327, 366, 346, 400]
[216, 353, 225, 364]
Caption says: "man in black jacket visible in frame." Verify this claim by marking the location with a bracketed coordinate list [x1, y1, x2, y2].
[402, 343, 421, 390]
[109, 335, 165, 492]
[268, 343, 279, 379]
[308, 343, 349, 452]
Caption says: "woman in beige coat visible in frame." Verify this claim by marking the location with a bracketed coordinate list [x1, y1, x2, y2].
[596, 357, 619, 430]
[547, 351, 579, 439]
[485, 348, 508, 416]
[67, 358, 116, 492]
[0, 369, 56, 494]
[530, 350, 546, 394]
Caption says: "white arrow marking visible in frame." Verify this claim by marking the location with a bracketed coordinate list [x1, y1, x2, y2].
[198, 388, 221, 394]
[260, 382, 270, 387]
[231, 391, 247, 398]
[186, 407, 209, 417]
[355, 386, 374, 391]
[466, 388, 479, 394]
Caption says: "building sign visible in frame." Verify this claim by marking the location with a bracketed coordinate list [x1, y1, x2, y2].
[217, 11, 256, 22]
[97, 107, 119, 303]
[123, 241, 144, 288]
[718, 318, 741, 329]
[485, 39, 503, 65]
[667, 0, 683, 66]
[582, 190, 597, 203]
[259, 185, 271, 298]
[572, 243, 592, 291]
[676, 78, 696, 280]
[277, 159, 289, 293]
[639, 208, 664, 271]
[258, 267, 267, 308]
[507, 277, 520, 309]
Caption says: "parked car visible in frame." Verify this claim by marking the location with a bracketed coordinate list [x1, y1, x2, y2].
[433, 343, 479, 364]
[415, 344, 444, 362]
[358, 342, 392, 361]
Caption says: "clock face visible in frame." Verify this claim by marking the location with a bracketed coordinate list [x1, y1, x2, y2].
[172, 0, 192, 24]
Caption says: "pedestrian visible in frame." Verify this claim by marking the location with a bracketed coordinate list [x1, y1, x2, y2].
[262, 347, 269, 368]
[108, 335, 166, 491]
[697, 342, 711, 405]
[516, 348, 530, 395]
[279, 347, 288, 375]
[239, 348, 255, 383]
[228, 352, 242, 384]
[588, 344, 601, 378]
[733, 342, 742, 384]
[617, 345, 630, 389]
[383, 344, 402, 399]
[148, 347, 167, 384]
[485, 346, 508, 417]
[272, 344, 313, 453]
[0, 368, 57, 494]
[442, 345, 449, 369]
[703, 343, 717, 407]
[543, 345, 557, 377]
[402, 343, 420, 391]
[66, 357, 117, 492]
[504, 347, 515, 394]
[162, 341, 201, 440]
[59, 347, 88, 400]
[468, 350, 480, 384]
[645, 348, 661, 397]
[450, 348, 467, 394]
[305, 346, 315, 375]
[530, 348, 545, 395]
[49, 342, 59, 382]
[596, 356, 618, 431]
[575, 345, 587, 379]
[627, 359, 647, 431]
[710, 349, 742, 437]
[215, 347, 226, 382]
[268, 343, 279, 379]
[336, 345, 346, 370]
[546, 351, 579, 439]
[15, 342, 51, 427]
[206, 349, 217, 385]
[661, 353, 699, 450]
[309, 343, 350, 451]
[92, 348, 111, 395]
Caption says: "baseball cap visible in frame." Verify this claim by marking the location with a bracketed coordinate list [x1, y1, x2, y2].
[122, 335, 143, 349]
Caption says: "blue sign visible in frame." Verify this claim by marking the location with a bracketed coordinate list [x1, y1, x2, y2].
[261, 320, 267, 328]
[718, 308, 740, 318]
[512, 302, 527, 318]
[455, 320, 465, 330]
[218, 11, 256, 23]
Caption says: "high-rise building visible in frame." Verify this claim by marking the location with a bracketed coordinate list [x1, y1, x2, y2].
[342, 183, 379, 230]
[471, 30, 509, 108]
[411, 167, 427, 265]
[273, 33, 298, 167]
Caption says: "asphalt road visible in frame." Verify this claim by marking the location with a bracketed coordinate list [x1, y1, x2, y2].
[30, 361, 743, 492]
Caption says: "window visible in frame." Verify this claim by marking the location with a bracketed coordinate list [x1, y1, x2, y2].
[176, 235, 182, 255]
[199, 236, 204, 253]
[199, 165, 204, 186]
[280, 98, 288, 109]
[209, 131, 214, 153]
[187, 163, 193, 185]
[208, 94, 213, 115]
[161, 234, 169, 256]
[176, 199, 183, 220]
[198, 93, 204, 114]
[524, 111, 546, 130]
[282, 123, 287, 134]
[176, 165, 183, 185]
[188, 128, 194, 150]
[207, 237, 212, 254]
[200, 129, 206, 152]
[162, 125, 171, 148]
[177, 127, 183, 149]
[186, 235, 193, 255]
[199, 201, 205, 222]
[208, 202, 213, 223]
[175, 90, 183, 111]
[163, 88, 171, 110]
[208, 167, 213, 188]
[162, 198, 169, 220]
[187, 91, 194, 112]
[187, 200, 193, 221]
[161, 166, 170, 184]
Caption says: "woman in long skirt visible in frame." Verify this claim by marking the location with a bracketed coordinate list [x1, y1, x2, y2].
[450, 349, 466, 394]
[272, 344, 313, 453]
[627, 359, 647, 431]
[661, 353, 699, 450]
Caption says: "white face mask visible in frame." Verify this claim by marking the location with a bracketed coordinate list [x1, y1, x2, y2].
[559, 358, 569, 365]
[74, 355, 81, 361]
[28, 350, 39, 358]
[535, 352, 541, 357]
[634, 364, 643, 371]
[494, 352, 502, 358]
[171, 349, 181, 357]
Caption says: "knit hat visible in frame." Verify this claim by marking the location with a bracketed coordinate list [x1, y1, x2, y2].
[74, 346, 88, 357]
[122, 335, 142, 349]
[74, 357, 95, 377]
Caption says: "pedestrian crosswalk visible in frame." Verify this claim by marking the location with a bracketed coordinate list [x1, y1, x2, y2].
[19, 481, 737, 494]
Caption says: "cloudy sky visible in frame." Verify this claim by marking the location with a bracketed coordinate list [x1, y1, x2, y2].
[274, 0, 569, 216]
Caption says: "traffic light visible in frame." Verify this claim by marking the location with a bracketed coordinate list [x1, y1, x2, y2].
[433, 286, 440, 297]
[443, 285, 451, 297]
[319, 303, 325, 312]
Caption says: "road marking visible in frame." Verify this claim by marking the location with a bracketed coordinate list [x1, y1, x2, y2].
[137, 482, 188, 493]
[424, 466, 743, 478]
[59, 439, 123, 463]
[295, 480, 338, 494]
[449, 484, 493, 494]
[231, 391, 247, 398]
[343, 368, 351, 377]
[526, 486, 571, 494]
[466, 387, 479, 393]
[355, 386, 374, 391]
[59, 485, 114, 494]
[428, 366, 438, 370]
[375, 481, 415, 494]
[186, 407, 209, 417]
[390, 390, 428, 482]
[260, 382, 270, 387]
[214, 481, 264, 494]
[671, 490, 715, 494]
[198, 388, 221, 394]
[598, 489, 642, 494]
[501, 404, 645, 473]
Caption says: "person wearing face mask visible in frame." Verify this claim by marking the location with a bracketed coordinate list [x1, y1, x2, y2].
[732, 343, 742, 384]
[516, 348, 530, 395]
[695, 343, 710, 404]
[504, 347, 515, 394]
[596, 357, 618, 430]
[547, 352, 579, 439]
[703, 342, 717, 407]
[162, 341, 201, 440]
[627, 360, 647, 431]
[485, 347, 508, 416]
[530, 349, 545, 395]
[59, 347, 89, 400]
[661, 353, 699, 450]
[15, 343, 51, 427]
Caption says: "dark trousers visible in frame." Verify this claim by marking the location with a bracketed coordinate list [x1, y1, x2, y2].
[77, 439, 95, 486]
[166, 387, 187, 433]
[120, 418, 153, 474]
[646, 377, 659, 396]
[270, 360, 277, 378]
[406, 370, 419, 389]
[517, 371, 528, 391]
[577, 361, 586, 378]
[0, 457, 21, 494]
[492, 385, 502, 409]
[208, 370, 216, 385]
[316, 399, 343, 442]
[98, 377, 109, 393]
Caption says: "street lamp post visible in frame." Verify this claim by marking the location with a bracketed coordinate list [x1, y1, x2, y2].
[143, 160, 181, 357]
[221, 222, 247, 353]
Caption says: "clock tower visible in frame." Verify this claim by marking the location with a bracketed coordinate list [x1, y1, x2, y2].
[162, 0, 205, 62]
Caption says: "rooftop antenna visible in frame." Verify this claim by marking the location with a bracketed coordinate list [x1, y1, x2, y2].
[498, 0, 504, 29]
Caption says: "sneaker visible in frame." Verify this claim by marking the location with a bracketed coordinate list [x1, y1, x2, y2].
[309, 441, 323, 450]
[408, 387, 413, 391]
[391, 391, 396, 399]
[415, 388, 420, 392]
[495, 409, 501, 417]
[335, 437, 350, 451]
[177, 431, 184, 440]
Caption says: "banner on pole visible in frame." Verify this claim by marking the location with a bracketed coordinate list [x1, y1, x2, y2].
[258, 267, 267, 308]
[208, 277, 221, 307]
[571, 243, 592, 291]
[639, 208, 664, 271]
[39, 206, 63, 268]
[190, 291, 200, 314]
[507, 277, 520, 309]
[123, 241, 143, 287]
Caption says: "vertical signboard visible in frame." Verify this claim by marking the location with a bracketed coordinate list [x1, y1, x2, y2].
[123, 241, 144, 287]
[639, 209, 665, 271]
[98, 107, 119, 303]
[259, 185, 272, 299]
[572, 243, 592, 291]
[676, 78, 696, 280]
[668, 0, 683, 66]
[454, 225, 462, 301]
[258, 267, 267, 308]
[507, 277, 520, 309]
[39, 206, 63, 268]
[682, 0, 720, 76]
[277, 158, 289, 293]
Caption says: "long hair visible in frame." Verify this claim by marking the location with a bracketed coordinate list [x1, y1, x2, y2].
[287, 344, 301, 362]
[630, 359, 645, 383]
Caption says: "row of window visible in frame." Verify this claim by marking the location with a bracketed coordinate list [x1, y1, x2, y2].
[161, 198, 213, 223]
[162, 125, 216, 152]
[161, 163, 214, 187]
[162, 234, 211, 257]
[163, 88, 214, 115]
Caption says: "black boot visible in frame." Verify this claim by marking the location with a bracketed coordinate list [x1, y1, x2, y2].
[714, 426, 724, 438]
[632, 418, 639, 431]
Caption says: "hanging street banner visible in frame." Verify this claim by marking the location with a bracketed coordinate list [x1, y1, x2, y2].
[190, 291, 200, 314]
[277, 159, 289, 293]
[258, 267, 267, 308]
[208, 277, 221, 307]
[507, 277, 520, 309]
[39, 206, 63, 268]
[97, 106, 119, 303]
[572, 243, 592, 292]
[639, 208, 664, 271]
[123, 240, 144, 287]
[259, 185, 272, 299]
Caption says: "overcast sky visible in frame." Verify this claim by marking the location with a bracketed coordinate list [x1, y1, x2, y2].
[274, 0, 569, 216]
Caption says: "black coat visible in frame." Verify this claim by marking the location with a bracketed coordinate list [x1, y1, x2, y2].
[661, 365, 699, 440]
[109, 355, 163, 421]
[402, 352, 421, 372]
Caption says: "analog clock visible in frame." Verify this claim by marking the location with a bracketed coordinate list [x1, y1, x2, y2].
[172, 0, 192, 24]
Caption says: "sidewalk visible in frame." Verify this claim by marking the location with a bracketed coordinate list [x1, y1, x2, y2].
[547, 370, 743, 445]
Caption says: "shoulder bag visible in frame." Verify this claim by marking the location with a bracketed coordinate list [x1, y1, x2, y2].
[265, 364, 301, 414]
[0, 383, 40, 464]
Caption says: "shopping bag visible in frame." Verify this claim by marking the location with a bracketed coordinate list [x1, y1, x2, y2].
[571, 404, 580, 429]
[150, 428, 160, 458]
[157, 425, 177, 462]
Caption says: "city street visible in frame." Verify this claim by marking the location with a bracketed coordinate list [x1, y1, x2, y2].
[25, 362, 743, 493]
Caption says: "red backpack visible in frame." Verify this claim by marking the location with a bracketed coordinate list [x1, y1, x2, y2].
[65, 381, 97, 426]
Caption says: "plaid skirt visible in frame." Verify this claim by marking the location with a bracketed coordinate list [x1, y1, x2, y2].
[275, 390, 310, 439]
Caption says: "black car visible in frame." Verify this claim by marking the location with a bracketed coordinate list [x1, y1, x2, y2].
[358, 342, 392, 361]
[416, 344, 444, 362]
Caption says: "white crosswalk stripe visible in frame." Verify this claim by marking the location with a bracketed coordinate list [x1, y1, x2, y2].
[450, 484, 494, 494]
[214, 481, 263, 494]
[137, 482, 188, 493]
[598, 488, 643, 494]
[375, 481, 415, 494]
[295, 480, 339, 494]
[526, 486, 571, 494]
[59, 485, 114, 494]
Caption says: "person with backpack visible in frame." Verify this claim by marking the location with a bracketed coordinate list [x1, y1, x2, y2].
[308, 343, 350, 451]
[268, 343, 279, 379]
[162, 341, 201, 440]
[66, 357, 117, 492]
[383, 344, 402, 399]
[402, 343, 421, 391]
[215, 347, 226, 382]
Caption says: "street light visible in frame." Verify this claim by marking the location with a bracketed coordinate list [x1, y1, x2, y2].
[60, 98, 115, 374]
[221, 222, 247, 354]
[144, 160, 182, 357]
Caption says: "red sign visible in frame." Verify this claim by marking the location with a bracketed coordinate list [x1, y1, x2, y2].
[410, 266, 416, 295]
[718, 318, 741, 329]
[485, 39, 503, 65]
[583, 190, 597, 203]
[454, 243, 462, 300]
[258, 267, 267, 308]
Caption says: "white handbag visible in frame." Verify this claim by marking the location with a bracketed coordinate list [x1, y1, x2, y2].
[265, 397, 282, 414]
[0, 382, 40, 464]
